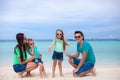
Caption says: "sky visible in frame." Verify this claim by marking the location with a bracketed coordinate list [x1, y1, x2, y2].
[0, 0, 120, 40]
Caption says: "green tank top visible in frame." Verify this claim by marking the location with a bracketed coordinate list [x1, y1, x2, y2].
[54, 38, 63, 52]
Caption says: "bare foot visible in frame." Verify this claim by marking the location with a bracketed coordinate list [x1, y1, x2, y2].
[43, 74, 47, 78]
[18, 73, 23, 78]
[26, 73, 32, 77]
[52, 74, 55, 78]
[72, 70, 78, 77]
[60, 74, 64, 77]
[90, 68, 96, 76]
[40, 74, 43, 78]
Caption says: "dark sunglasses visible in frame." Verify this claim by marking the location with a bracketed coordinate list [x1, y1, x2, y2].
[57, 33, 62, 36]
[30, 43, 34, 45]
[75, 36, 81, 39]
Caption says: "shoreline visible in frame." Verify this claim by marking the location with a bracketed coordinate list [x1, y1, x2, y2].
[0, 65, 120, 80]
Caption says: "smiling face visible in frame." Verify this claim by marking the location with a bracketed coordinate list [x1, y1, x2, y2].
[56, 30, 63, 39]
[23, 35, 27, 44]
[75, 33, 83, 43]
[29, 41, 34, 48]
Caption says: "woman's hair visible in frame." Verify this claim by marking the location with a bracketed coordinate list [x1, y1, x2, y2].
[74, 31, 84, 40]
[56, 29, 69, 50]
[14, 33, 27, 61]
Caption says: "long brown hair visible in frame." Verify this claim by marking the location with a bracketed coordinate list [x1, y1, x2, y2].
[14, 33, 27, 61]
[56, 29, 69, 50]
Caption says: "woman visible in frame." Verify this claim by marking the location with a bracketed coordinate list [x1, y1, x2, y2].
[13, 33, 38, 77]
[66, 31, 96, 77]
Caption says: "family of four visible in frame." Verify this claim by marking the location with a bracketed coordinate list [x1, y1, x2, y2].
[13, 29, 96, 78]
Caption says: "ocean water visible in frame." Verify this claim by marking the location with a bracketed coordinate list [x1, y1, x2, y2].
[0, 40, 120, 67]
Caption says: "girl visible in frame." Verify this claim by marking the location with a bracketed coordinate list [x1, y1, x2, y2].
[13, 33, 38, 78]
[48, 29, 69, 77]
[27, 38, 47, 78]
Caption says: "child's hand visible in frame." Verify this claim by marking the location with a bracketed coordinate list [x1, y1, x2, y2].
[73, 68, 79, 73]
[32, 55, 35, 58]
[66, 53, 72, 58]
[48, 47, 52, 52]
[39, 53, 42, 59]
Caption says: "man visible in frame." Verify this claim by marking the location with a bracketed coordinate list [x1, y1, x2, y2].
[66, 31, 96, 77]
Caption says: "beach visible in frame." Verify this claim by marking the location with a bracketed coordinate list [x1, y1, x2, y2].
[0, 40, 120, 80]
[0, 65, 120, 80]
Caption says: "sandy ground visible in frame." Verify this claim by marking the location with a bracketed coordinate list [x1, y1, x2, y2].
[0, 65, 120, 80]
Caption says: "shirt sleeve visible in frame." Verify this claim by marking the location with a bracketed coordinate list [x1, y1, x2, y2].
[27, 49, 31, 53]
[15, 48, 21, 57]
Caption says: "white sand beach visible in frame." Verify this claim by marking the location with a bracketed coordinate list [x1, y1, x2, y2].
[0, 65, 120, 80]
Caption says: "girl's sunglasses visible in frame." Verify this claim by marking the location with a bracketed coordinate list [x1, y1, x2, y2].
[56, 33, 62, 36]
[30, 43, 34, 45]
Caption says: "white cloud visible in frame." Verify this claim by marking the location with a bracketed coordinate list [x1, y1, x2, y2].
[0, 0, 120, 23]
[0, 0, 120, 39]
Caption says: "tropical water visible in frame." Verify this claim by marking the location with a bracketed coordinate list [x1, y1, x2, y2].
[0, 40, 120, 67]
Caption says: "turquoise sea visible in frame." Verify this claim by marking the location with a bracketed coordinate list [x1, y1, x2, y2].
[0, 40, 120, 67]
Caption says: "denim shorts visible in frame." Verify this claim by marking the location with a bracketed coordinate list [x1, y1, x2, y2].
[13, 63, 27, 73]
[52, 51, 63, 61]
[32, 58, 43, 63]
[73, 58, 94, 75]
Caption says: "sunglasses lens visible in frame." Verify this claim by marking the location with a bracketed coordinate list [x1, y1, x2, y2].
[57, 34, 62, 36]
[75, 36, 81, 39]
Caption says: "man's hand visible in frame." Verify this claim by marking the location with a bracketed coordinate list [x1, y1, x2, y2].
[73, 68, 79, 73]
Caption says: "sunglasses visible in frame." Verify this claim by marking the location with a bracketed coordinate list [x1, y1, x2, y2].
[56, 33, 62, 36]
[75, 36, 81, 39]
[30, 43, 34, 45]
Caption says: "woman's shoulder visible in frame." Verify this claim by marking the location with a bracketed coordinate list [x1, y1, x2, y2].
[15, 46, 20, 51]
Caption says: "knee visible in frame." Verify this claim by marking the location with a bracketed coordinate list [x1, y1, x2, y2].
[58, 62, 62, 66]
[53, 61, 57, 66]
[69, 58, 73, 64]
[33, 63, 38, 68]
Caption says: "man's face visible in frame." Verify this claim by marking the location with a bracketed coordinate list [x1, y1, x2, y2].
[74, 33, 83, 42]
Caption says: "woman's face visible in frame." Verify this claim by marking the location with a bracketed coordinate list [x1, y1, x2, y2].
[56, 31, 62, 39]
[74, 33, 83, 42]
[23, 35, 27, 44]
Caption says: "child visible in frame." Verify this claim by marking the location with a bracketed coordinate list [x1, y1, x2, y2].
[48, 29, 69, 78]
[27, 38, 47, 78]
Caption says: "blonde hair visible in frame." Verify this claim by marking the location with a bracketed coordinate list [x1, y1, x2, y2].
[56, 29, 69, 50]
[26, 38, 34, 50]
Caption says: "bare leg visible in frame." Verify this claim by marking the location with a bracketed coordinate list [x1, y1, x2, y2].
[90, 68, 96, 76]
[73, 70, 90, 77]
[25, 62, 38, 76]
[73, 68, 96, 77]
[17, 71, 25, 78]
[39, 63, 43, 77]
[17, 62, 38, 78]
[58, 60, 63, 77]
[41, 63, 47, 78]
[26, 71, 32, 77]
[52, 60, 57, 78]
[69, 58, 77, 68]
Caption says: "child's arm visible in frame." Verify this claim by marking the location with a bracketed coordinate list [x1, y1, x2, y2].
[39, 53, 42, 59]
[48, 38, 56, 52]
[29, 48, 35, 56]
